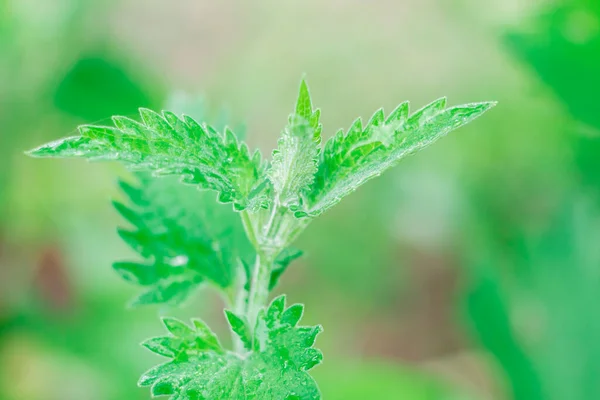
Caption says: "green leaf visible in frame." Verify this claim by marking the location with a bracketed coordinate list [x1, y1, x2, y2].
[300, 99, 496, 217]
[268, 80, 322, 208]
[140, 295, 323, 399]
[224, 310, 253, 351]
[270, 248, 304, 290]
[113, 173, 254, 306]
[141, 317, 224, 360]
[26, 109, 267, 211]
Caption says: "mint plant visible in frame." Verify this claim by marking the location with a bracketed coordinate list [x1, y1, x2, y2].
[27, 80, 495, 399]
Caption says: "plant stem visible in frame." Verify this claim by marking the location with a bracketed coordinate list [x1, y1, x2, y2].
[246, 251, 274, 330]
[240, 210, 259, 249]
[238, 208, 310, 332]
[239, 210, 276, 330]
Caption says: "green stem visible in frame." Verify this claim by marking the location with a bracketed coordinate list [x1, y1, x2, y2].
[239, 210, 276, 332]
[246, 251, 274, 330]
[238, 208, 311, 334]
[240, 210, 259, 248]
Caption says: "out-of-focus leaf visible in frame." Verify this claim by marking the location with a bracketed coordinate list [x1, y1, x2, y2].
[113, 173, 253, 306]
[54, 56, 153, 121]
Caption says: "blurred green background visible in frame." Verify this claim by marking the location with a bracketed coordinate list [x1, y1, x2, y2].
[1, 0, 599, 399]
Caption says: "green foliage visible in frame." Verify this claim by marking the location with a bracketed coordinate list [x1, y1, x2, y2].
[27, 78, 494, 399]
[506, 1, 600, 195]
[54, 56, 154, 121]
[113, 173, 253, 306]
[299, 98, 496, 217]
[139, 296, 322, 399]
[463, 202, 600, 400]
[270, 248, 304, 290]
[27, 109, 266, 211]
[268, 80, 322, 208]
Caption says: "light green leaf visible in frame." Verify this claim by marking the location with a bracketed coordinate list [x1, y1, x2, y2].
[268, 80, 322, 208]
[224, 310, 253, 351]
[113, 173, 253, 306]
[27, 109, 266, 210]
[300, 99, 496, 217]
[139, 295, 323, 399]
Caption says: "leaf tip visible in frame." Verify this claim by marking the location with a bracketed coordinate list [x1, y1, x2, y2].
[24, 147, 42, 157]
[295, 77, 313, 118]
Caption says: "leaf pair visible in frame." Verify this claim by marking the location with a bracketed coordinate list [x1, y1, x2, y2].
[140, 295, 323, 400]
[269, 81, 495, 217]
[28, 80, 495, 220]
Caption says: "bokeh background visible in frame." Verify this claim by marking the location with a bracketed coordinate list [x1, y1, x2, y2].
[1, 0, 600, 399]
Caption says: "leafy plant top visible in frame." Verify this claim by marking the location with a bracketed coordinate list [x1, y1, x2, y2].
[27, 79, 495, 399]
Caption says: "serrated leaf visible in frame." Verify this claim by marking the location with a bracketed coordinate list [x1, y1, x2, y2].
[267, 80, 322, 208]
[27, 109, 267, 210]
[163, 317, 196, 337]
[143, 317, 224, 361]
[301, 99, 496, 216]
[113, 173, 254, 306]
[142, 337, 179, 358]
[139, 296, 323, 399]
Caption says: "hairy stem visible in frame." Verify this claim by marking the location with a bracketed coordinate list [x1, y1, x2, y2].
[246, 251, 274, 330]
[240, 210, 277, 332]
[238, 208, 310, 335]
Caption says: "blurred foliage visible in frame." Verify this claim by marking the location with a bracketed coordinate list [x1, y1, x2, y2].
[461, 1, 600, 400]
[54, 56, 153, 121]
[314, 361, 471, 400]
[464, 202, 600, 400]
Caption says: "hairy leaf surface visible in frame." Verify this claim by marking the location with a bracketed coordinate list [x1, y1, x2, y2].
[27, 109, 266, 210]
[113, 174, 253, 306]
[268, 80, 322, 208]
[299, 99, 496, 216]
[140, 295, 323, 399]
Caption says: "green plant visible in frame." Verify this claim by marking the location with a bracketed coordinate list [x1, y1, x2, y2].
[27, 79, 495, 399]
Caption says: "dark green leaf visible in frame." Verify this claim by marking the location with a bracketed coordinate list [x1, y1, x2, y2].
[112, 173, 253, 306]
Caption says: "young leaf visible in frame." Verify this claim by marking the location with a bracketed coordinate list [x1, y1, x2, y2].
[113, 173, 254, 306]
[139, 295, 323, 399]
[269, 247, 304, 290]
[27, 109, 266, 211]
[268, 80, 322, 208]
[300, 99, 496, 217]
[224, 310, 253, 351]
